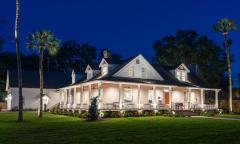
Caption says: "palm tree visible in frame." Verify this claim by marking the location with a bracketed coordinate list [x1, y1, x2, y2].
[15, 0, 23, 122]
[213, 18, 238, 112]
[27, 30, 60, 118]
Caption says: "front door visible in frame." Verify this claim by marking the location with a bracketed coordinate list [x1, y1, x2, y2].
[164, 92, 169, 104]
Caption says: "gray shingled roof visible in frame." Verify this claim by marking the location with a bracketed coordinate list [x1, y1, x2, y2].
[71, 55, 210, 88]
[8, 70, 71, 89]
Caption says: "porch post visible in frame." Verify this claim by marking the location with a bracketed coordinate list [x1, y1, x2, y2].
[188, 88, 191, 110]
[215, 90, 219, 109]
[119, 84, 123, 109]
[138, 85, 141, 109]
[98, 82, 102, 109]
[69, 89, 72, 106]
[88, 85, 92, 104]
[80, 86, 83, 105]
[153, 86, 156, 109]
[73, 87, 77, 106]
[200, 89, 204, 109]
[169, 87, 172, 109]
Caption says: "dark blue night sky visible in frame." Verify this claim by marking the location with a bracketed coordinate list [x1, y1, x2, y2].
[0, 0, 239, 83]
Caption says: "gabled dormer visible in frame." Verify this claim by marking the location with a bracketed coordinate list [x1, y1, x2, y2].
[85, 65, 99, 80]
[173, 63, 190, 82]
[99, 58, 118, 76]
[113, 54, 164, 80]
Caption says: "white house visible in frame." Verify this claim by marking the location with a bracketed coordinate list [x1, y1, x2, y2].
[59, 54, 220, 112]
[5, 70, 71, 110]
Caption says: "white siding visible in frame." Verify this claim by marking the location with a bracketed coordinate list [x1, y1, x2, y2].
[114, 55, 163, 80]
[7, 88, 60, 110]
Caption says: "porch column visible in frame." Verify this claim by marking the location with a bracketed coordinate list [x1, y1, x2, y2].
[98, 82, 102, 109]
[73, 87, 77, 107]
[80, 86, 83, 104]
[169, 87, 172, 109]
[138, 85, 141, 109]
[64, 89, 67, 105]
[88, 85, 92, 104]
[200, 89, 204, 109]
[188, 88, 191, 109]
[153, 86, 156, 108]
[119, 84, 123, 109]
[69, 89, 72, 106]
[215, 90, 219, 108]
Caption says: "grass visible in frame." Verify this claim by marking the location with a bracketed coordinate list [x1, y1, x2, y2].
[0, 112, 240, 144]
[218, 114, 240, 119]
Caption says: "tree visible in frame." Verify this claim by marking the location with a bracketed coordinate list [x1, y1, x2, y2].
[213, 18, 238, 112]
[27, 30, 60, 118]
[15, 0, 23, 122]
[87, 96, 99, 121]
[153, 29, 227, 88]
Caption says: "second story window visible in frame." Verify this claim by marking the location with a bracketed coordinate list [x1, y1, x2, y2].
[176, 70, 186, 81]
[141, 67, 146, 78]
[128, 67, 134, 77]
[102, 66, 108, 75]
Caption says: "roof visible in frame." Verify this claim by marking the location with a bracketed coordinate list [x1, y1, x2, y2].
[71, 55, 211, 88]
[8, 70, 71, 89]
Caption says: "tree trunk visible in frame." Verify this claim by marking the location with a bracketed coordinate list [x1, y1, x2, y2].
[15, 0, 23, 122]
[38, 49, 44, 118]
[223, 34, 233, 112]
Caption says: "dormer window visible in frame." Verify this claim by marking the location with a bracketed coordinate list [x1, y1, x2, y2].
[87, 72, 93, 80]
[102, 66, 108, 75]
[176, 70, 186, 81]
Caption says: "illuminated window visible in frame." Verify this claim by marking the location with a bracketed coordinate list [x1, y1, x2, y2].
[124, 88, 133, 102]
[148, 90, 154, 103]
[102, 67, 108, 75]
[176, 70, 186, 81]
[128, 67, 134, 77]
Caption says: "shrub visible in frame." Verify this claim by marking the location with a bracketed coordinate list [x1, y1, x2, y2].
[156, 110, 171, 116]
[123, 111, 139, 117]
[142, 110, 155, 116]
[102, 111, 122, 118]
[87, 97, 100, 121]
[200, 110, 216, 117]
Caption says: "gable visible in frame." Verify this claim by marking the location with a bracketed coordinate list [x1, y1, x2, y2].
[113, 55, 163, 80]
[99, 58, 108, 68]
[85, 65, 93, 73]
[175, 64, 190, 72]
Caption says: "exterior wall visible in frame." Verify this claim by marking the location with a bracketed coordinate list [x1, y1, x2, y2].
[172, 90, 185, 104]
[6, 87, 60, 110]
[113, 55, 163, 80]
[102, 84, 119, 103]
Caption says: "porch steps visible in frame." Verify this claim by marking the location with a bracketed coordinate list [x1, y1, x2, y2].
[173, 110, 201, 116]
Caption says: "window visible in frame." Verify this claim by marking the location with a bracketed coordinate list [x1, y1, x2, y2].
[128, 67, 134, 77]
[141, 67, 146, 78]
[124, 88, 133, 102]
[176, 70, 186, 81]
[136, 59, 140, 64]
[148, 90, 154, 103]
[87, 72, 93, 79]
[102, 66, 108, 75]
[71, 89, 74, 104]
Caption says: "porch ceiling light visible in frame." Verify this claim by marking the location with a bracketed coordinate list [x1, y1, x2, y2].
[163, 88, 169, 92]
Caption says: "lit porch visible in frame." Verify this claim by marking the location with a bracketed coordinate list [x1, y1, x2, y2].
[59, 81, 220, 111]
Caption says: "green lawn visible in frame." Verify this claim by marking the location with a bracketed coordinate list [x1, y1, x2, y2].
[218, 114, 240, 119]
[0, 112, 240, 144]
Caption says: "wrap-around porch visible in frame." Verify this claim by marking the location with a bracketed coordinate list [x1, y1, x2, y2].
[59, 81, 220, 111]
